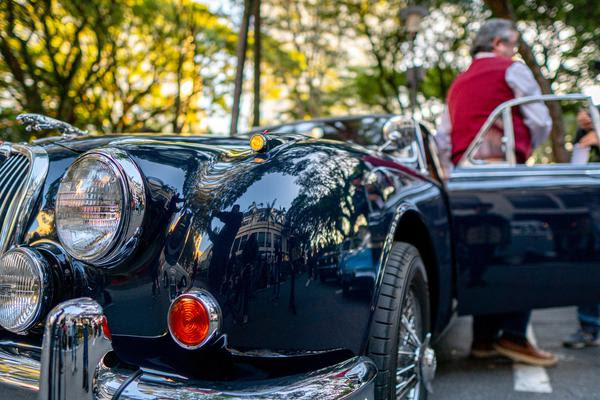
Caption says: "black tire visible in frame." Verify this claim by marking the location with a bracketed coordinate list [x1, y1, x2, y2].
[367, 242, 431, 400]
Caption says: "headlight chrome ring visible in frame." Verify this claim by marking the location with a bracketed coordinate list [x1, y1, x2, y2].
[56, 148, 146, 266]
[0, 247, 53, 333]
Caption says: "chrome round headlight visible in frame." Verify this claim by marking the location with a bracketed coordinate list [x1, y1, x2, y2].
[0, 247, 51, 333]
[56, 148, 146, 265]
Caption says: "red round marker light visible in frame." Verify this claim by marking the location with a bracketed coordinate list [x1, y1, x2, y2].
[169, 297, 209, 346]
[167, 291, 221, 349]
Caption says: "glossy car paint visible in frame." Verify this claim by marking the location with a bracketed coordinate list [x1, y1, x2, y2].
[449, 164, 600, 315]
[338, 238, 379, 292]
[15, 129, 452, 378]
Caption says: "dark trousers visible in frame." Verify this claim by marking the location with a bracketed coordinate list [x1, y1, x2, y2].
[578, 304, 600, 334]
[473, 311, 531, 343]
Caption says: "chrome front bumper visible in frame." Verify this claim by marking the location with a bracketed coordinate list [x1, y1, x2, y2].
[0, 298, 377, 399]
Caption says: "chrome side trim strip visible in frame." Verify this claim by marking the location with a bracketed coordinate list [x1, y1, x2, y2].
[0, 344, 40, 392]
[95, 355, 376, 400]
[450, 164, 600, 180]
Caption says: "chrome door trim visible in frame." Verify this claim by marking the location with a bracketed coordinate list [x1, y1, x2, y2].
[451, 163, 600, 180]
[502, 106, 516, 165]
[458, 93, 597, 168]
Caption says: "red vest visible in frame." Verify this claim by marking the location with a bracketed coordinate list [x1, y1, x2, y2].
[447, 56, 531, 165]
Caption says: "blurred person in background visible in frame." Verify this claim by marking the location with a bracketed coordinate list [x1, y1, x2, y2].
[570, 107, 600, 163]
[565, 107, 600, 348]
[436, 18, 556, 366]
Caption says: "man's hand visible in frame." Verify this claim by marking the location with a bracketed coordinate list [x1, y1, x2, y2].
[578, 131, 599, 147]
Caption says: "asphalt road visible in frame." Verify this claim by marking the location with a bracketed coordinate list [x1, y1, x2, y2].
[432, 307, 600, 399]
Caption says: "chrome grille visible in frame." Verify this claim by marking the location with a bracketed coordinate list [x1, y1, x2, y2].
[0, 154, 30, 224]
[0, 144, 48, 253]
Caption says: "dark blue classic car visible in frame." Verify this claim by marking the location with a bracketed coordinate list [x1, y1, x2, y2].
[0, 94, 599, 400]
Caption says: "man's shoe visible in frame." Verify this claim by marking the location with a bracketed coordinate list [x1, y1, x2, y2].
[470, 340, 499, 358]
[493, 337, 558, 367]
[563, 330, 599, 349]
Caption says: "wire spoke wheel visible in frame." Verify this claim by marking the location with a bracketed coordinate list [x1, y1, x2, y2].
[367, 242, 432, 400]
[396, 288, 423, 399]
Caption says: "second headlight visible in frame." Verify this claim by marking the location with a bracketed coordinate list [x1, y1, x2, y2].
[56, 148, 146, 265]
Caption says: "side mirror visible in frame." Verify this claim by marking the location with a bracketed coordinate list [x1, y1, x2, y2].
[380, 116, 419, 162]
[380, 116, 428, 174]
[382, 116, 417, 149]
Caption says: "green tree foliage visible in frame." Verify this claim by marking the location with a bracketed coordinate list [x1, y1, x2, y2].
[336, 2, 481, 120]
[480, 0, 600, 161]
[260, 0, 484, 123]
[1, 0, 598, 144]
[481, 0, 600, 92]
[260, 0, 351, 120]
[0, 0, 237, 141]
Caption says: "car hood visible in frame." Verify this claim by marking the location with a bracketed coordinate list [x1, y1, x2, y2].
[48, 133, 258, 154]
[29, 133, 379, 334]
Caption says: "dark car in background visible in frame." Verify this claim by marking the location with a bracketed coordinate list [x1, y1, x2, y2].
[316, 245, 340, 282]
[338, 235, 379, 295]
[0, 93, 599, 399]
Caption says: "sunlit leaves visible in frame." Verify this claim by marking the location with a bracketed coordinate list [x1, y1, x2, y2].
[1, 0, 598, 142]
[0, 0, 238, 140]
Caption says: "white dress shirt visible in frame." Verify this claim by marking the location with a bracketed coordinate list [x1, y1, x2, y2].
[435, 52, 552, 169]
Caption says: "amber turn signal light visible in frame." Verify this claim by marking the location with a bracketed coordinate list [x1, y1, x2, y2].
[167, 290, 221, 349]
[249, 133, 268, 153]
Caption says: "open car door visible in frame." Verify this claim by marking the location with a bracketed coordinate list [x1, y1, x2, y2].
[447, 94, 600, 316]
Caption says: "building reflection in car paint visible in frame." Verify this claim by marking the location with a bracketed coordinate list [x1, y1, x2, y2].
[315, 245, 340, 283]
[176, 146, 380, 352]
[23, 137, 451, 375]
[66, 138, 447, 366]
[154, 144, 437, 354]
[338, 232, 379, 295]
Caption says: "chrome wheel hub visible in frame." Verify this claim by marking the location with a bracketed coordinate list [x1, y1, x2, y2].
[395, 288, 436, 399]
[418, 336, 437, 394]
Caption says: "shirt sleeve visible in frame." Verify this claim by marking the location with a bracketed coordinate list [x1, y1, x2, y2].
[434, 106, 454, 172]
[505, 62, 552, 148]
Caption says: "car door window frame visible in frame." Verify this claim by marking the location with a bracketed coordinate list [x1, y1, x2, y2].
[457, 93, 600, 168]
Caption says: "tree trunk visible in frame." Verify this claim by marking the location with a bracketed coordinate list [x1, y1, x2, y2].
[173, 41, 185, 133]
[230, 0, 253, 136]
[516, 40, 568, 162]
[252, 0, 261, 128]
[484, 0, 568, 162]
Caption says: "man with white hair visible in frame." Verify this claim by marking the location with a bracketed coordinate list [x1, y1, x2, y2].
[436, 18, 556, 367]
[436, 18, 552, 166]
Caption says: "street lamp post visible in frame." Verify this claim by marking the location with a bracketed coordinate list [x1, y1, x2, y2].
[400, 5, 428, 120]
